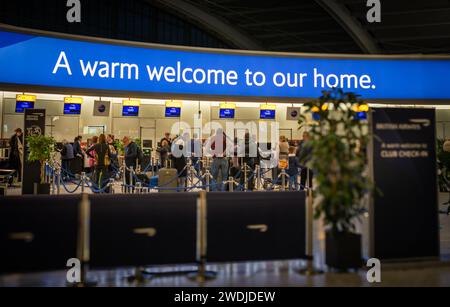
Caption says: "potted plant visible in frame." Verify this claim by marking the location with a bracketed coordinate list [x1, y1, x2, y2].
[26, 135, 56, 195]
[299, 88, 371, 271]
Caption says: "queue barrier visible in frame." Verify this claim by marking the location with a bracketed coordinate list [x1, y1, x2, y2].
[0, 195, 80, 274]
[0, 191, 308, 284]
[89, 193, 198, 268]
[206, 192, 306, 262]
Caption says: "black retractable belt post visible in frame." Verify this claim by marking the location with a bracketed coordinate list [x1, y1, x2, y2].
[72, 193, 97, 287]
[298, 170, 323, 275]
[187, 190, 217, 284]
[56, 165, 61, 195]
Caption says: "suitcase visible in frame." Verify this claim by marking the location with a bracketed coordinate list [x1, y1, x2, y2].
[157, 167, 178, 193]
[149, 176, 158, 188]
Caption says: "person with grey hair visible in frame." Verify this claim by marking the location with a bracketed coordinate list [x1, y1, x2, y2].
[60, 139, 74, 181]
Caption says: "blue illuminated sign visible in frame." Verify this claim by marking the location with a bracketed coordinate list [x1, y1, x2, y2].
[1, 29, 450, 100]
[64, 103, 81, 115]
[122, 106, 139, 117]
[165, 107, 181, 118]
[260, 110, 276, 120]
[219, 108, 235, 119]
[15, 101, 34, 113]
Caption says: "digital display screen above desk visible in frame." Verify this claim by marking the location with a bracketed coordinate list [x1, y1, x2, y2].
[122, 106, 139, 117]
[219, 108, 235, 119]
[64, 103, 81, 115]
[260, 109, 275, 120]
[165, 107, 181, 118]
[15, 101, 34, 113]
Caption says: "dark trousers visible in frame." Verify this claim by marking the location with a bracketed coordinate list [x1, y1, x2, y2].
[62, 159, 72, 179]
[94, 166, 110, 192]
[300, 167, 313, 189]
[13, 160, 22, 182]
[125, 163, 137, 187]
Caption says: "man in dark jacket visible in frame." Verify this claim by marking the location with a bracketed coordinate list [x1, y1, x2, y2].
[123, 136, 138, 187]
[9, 128, 24, 182]
[61, 140, 74, 181]
[72, 136, 84, 174]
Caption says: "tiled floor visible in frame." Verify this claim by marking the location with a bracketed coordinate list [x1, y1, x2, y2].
[1, 188, 449, 287]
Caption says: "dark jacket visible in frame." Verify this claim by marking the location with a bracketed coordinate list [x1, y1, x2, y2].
[124, 141, 138, 167]
[61, 143, 74, 160]
[9, 134, 23, 163]
[298, 141, 313, 167]
[72, 141, 83, 157]
[86, 143, 111, 168]
[286, 155, 300, 177]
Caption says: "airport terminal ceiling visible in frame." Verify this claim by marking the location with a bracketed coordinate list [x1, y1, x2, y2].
[1, 0, 450, 54]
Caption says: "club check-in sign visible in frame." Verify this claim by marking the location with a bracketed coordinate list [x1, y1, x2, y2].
[1, 27, 450, 100]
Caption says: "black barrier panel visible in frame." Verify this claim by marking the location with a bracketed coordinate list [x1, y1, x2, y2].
[207, 191, 306, 262]
[371, 108, 439, 260]
[0, 195, 80, 273]
[89, 193, 198, 268]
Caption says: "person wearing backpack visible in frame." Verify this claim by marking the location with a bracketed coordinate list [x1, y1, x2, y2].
[86, 134, 111, 192]
[123, 136, 138, 187]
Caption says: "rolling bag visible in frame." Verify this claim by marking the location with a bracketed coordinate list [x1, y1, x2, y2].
[158, 161, 178, 193]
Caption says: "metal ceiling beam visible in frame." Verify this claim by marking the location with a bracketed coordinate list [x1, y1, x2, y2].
[268, 40, 357, 50]
[314, 0, 380, 54]
[254, 28, 343, 39]
[239, 16, 332, 28]
[152, 0, 263, 50]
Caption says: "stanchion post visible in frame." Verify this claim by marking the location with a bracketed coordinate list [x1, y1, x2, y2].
[109, 178, 115, 194]
[129, 166, 134, 194]
[81, 172, 86, 194]
[243, 163, 248, 191]
[205, 169, 211, 192]
[51, 164, 56, 194]
[255, 164, 261, 190]
[72, 193, 96, 287]
[187, 190, 216, 283]
[56, 166, 61, 195]
[135, 182, 142, 194]
[122, 163, 126, 194]
[228, 176, 234, 192]
[297, 169, 323, 276]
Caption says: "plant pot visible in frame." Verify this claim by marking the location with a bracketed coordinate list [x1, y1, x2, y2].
[33, 183, 51, 195]
[325, 231, 362, 271]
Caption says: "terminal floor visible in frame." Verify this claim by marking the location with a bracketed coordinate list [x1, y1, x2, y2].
[1, 188, 449, 287]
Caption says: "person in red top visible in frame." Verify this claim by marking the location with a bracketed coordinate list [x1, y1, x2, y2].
[210, 128, 231, 191]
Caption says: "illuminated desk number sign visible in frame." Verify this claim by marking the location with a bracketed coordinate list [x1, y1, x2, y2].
[64, 97, 83, 115]
[16, 94, 36, 113]
[122, 99, 140, 117]
[165, 101, 182, 118]
[260, 104, 276, 120]
[219, 103, 236, 119]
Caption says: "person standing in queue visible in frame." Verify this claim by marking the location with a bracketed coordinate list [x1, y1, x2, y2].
[159, 132, 172, 168]
[210, 128, 230, 191]
[9, 128, 24, 182]
[72, 136, 84, 175]
[238, 133, 257, 190]
[123, 136, 138, 187]
[297, 132, 313, 189]
[171, 133, 189, 190]
[86, 134, 111, 192]
[107, 134, 119, 173]
[60, 139, 74, 181]
[287, 146, 300, 190]
[86, 136, 98, 174]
